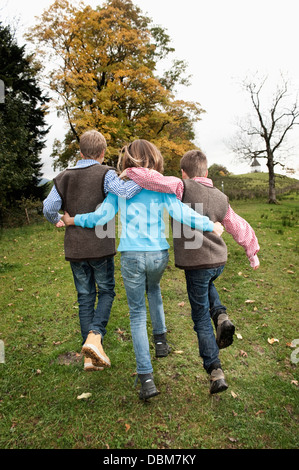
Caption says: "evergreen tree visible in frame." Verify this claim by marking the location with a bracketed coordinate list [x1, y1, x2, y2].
[0, 23, 49, 224]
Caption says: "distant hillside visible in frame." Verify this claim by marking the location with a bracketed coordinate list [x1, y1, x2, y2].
[212, 172, 299, 200]
[38, 178, 50, 186]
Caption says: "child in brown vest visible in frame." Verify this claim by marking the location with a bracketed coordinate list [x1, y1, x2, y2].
[43, 130, 142, 372]
[124, 150, 260, 394]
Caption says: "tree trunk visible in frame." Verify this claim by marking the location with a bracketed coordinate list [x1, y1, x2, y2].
[267, 152, 277, 204]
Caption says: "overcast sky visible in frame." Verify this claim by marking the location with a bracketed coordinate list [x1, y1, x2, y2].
[2, 0, 299, 179]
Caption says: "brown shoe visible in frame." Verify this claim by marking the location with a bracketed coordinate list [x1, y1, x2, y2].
[216, 313, 235, 349]
[209, 368, 228, 394]
[82, 331, 111, 368]
[84, 357, 104, 372]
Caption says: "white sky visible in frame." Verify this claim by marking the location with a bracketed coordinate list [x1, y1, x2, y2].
[2, 0, 299, 179]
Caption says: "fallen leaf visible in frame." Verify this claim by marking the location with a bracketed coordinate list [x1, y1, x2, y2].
[255, 410, 265, 416]
[236, 333, 243, 340]
[291, 380, 298, 387]
[177, 301, 185, 307]
[287, 270, 295, 274]
[240, 350, 248, 357]
[36, 369, 41, 375]
[231, 391, 238, 399]
[268, 338, 279, 344]
[77, 392, 92, 400]
[174, 350, 184, 354]
[125, 424, 131, 432]
[228, 437, 238, 442]
[245, 299, 255, 304]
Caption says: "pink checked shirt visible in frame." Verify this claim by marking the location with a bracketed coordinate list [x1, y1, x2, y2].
[126, 168, 260, 268]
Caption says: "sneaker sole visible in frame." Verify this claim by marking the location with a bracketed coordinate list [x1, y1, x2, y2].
[84, 364, 104, 372]
[82, 344, 111, 368]
[155, 343, 171, 358]
[217, 321, 235, 349]
[210, 379, 228, 395]
[139, 389, 160, 400]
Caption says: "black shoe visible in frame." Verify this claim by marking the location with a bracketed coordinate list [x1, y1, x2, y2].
[154, 333, 171, 357]
[209, 368, 228, 394]
[215, 311, 235, 349]
[138, 373, 159, 400]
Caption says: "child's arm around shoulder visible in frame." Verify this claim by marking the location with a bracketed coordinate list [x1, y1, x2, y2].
[104, 169, 142, 199]
[163, 193, 224, 236]
[62, 193, 119, 228]
[125, 167, 184, 200]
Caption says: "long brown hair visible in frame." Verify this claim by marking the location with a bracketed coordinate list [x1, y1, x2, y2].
[118, 139, 164, 173]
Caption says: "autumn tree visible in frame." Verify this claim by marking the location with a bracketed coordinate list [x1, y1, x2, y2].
[230, 75, 299, 203]
[27, 0, 204, 172]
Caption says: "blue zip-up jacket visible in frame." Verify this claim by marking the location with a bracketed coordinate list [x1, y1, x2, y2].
[74, 189, 214, 252]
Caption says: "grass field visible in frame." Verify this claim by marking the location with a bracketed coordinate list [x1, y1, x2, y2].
[0, 196, 298, 450]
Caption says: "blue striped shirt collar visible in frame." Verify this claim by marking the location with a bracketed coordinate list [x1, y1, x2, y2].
[75, 159, 100, 168]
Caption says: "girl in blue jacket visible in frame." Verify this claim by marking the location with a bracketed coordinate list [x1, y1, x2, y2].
[63, 140, 223, 400]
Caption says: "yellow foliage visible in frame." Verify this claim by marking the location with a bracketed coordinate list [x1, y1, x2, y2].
[28, 0, 205, 170]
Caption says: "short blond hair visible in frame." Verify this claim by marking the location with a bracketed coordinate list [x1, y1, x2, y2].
[79, 130, 107, 159]
[180, 150, 208, 178]
[118, 139, 164, 173]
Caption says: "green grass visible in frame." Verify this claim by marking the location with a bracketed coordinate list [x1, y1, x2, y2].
[0, 197, 298, 449]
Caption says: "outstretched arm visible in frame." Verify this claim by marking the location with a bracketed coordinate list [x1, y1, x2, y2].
[62, 193, 119, 228]
[163, 193, 223, 236]
[222, 205, 260, 269]
[125, 167, 184, 200]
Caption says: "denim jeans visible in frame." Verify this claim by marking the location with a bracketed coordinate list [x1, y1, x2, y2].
[120, 250, 169, 374]
[70, 257, 115, 344]
[184, 265, 226, 371]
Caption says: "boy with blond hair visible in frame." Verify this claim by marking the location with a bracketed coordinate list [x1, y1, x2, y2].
[43, 130, 142, 371]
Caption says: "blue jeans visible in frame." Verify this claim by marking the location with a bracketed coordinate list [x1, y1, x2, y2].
[184, 265, 226, 372]
[70, 257, 115, 344]
[120, 250, 169, 374]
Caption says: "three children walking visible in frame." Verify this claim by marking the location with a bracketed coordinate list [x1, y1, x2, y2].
[44, 130, 260, 400]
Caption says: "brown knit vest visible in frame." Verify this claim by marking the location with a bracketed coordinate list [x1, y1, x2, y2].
[54, 164, 116, 261]
[172, 180, 229, 269]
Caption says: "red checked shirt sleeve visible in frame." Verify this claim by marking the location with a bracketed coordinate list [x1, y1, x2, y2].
[126, 168, 184, 200]
[222, 205, 260, 268]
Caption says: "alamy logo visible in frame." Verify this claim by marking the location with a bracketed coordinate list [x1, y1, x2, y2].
[0, 80, 5, 103]
[94, 199, 205, 250]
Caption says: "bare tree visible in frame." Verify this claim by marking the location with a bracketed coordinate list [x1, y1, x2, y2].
[230, 75, 299, 203]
